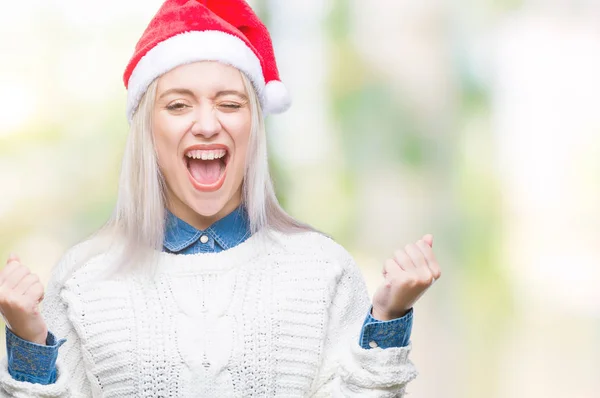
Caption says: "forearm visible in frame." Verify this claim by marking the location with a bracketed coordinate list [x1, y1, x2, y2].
[311, 245, 418, 396]
[0, 246, 93, 397]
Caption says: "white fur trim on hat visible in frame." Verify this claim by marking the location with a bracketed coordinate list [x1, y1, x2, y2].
[126, 30, 266, 122]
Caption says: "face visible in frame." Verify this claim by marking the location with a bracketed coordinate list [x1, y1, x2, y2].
[153, 61, 252, 230]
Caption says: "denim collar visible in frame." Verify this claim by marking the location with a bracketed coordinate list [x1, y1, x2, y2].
[163, 206, 251, 253]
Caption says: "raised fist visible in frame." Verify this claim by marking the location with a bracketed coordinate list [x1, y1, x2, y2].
[0, 254, 48, 345]
[371, 234, 442, 320]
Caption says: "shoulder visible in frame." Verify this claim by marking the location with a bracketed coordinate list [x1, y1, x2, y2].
[48, 235, 115, 288]
[266, 229, 358, 272]
[265, 230, 369, 305]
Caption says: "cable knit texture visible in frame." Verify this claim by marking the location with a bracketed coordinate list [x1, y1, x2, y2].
[0, 230, 417, 397]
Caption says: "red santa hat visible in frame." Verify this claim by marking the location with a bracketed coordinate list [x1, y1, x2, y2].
[123, 0, 291, 122]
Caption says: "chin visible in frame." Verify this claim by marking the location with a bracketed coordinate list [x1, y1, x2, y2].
[187, 194, 231, 218]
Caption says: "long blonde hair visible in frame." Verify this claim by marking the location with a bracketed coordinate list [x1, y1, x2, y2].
[77, 71, 315, 277]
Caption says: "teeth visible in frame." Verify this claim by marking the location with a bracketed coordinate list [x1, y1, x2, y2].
[185, 149, 227, 160]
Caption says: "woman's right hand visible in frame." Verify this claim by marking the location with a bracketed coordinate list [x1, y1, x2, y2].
[0, 254, 48, 345]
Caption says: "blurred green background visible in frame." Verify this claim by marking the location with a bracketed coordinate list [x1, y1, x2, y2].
[1, 0, 599, 397]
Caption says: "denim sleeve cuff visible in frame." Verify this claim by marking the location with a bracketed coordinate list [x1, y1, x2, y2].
[359, 307, 413, 349]
[5, 326, 66, 384]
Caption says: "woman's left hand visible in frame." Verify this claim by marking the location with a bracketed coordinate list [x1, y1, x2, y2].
[371, 234, 441, 321]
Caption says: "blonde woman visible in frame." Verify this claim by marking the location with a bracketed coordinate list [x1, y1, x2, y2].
[0, 0, 441, 396]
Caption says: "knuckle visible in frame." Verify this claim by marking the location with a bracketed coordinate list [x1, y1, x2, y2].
[4, 294, 24, 310]
[2, 293, 14, 306]
[419, 276, 431, 286]
[33, 284, 45, 297]
[397, 276, 415, 288]
[405, 280, 419, 290]
[382, 259, 392, 274]
[389, 276, 402, 287]
[419, 269, 433, 282]
[408, 272, 424, 287]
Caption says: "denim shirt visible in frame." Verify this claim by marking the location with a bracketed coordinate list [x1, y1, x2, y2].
[6, 206, 413, 384]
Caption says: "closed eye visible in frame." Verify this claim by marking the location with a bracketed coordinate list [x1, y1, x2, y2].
[166, 102, 189, 111]
[219, 103, 242, 109]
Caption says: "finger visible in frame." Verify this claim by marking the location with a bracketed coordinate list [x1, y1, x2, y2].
[405, 243, 429, 269]
[0, 260, 21, 286]
[422, 234, 433, 247]
[393, 249, 415, 270]
[416, 240, 442, 280]
[405, 242, 435, 283]
[13, 273, 40, 296]
[381, 259, 397, 285]
[24, 282, 45, 305]
[7, 253, 20, 263]
[382, 257, 408, 276]
[0, 265, 30, 291]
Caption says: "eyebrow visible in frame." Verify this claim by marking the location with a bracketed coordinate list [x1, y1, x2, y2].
[157, 88, 248, 101]
[158, 88, 195, 100]
[215, 90, 248, 101]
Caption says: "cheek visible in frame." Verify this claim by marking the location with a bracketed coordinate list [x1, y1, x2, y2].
[229, 123, 251, 175]
[153, 117, 185, 176]
[155, 139, 175, 175]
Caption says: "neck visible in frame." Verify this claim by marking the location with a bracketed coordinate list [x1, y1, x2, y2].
[167, 192, 242, 231]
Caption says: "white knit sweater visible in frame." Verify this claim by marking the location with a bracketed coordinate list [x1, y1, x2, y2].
[0, 230, 417, 397]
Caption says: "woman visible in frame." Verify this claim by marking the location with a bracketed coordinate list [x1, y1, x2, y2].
[0, 0, 441, 396]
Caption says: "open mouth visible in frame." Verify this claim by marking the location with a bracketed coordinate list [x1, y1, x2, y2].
[184, 146, 230, 192]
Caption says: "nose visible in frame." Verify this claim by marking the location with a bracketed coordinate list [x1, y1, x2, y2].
[190, 103, 221, 138]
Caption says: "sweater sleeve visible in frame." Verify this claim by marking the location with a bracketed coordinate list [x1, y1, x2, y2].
[0, 247, 93, 397]
[309, 244, 418, 397]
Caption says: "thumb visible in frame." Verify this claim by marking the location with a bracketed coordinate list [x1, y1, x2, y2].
[422, 234, 433, 247]
[7, 253, 20, 263]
